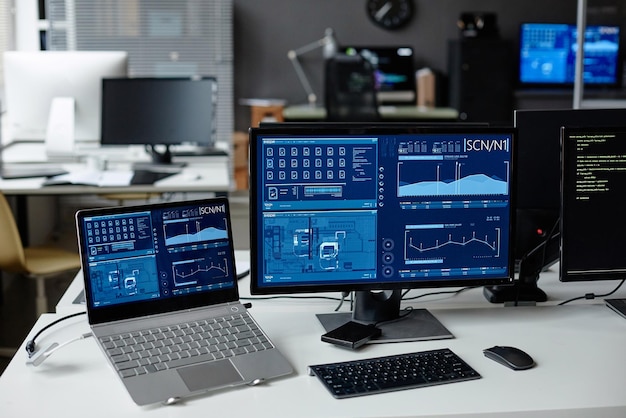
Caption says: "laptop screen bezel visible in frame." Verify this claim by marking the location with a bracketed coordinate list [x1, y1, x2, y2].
[76, 197, 240, 325]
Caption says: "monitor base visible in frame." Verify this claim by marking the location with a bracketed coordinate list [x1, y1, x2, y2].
[316, 309, 454, 344]
[483, 282, 548, 304]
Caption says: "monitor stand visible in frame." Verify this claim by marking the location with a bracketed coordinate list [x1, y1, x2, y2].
[484, 228, 559, 304]
[137, 145, 187, 170]
[45, 97, 76, 158]
[316, 290, 454, 344]
[483, 278, 547, 304]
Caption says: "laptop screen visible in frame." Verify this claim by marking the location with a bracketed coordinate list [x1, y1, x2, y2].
[76, 198, 238, 324]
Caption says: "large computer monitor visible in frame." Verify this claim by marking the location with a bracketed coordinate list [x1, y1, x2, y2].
[518, 23, 621, 87]
[100, 77, 218, 164]
[560, 126, 626, 282]
[484, 108, 626, 303]
[342, 46, 416, 104]
[249, 124, 515, 342]
[3, 51, 128, 143]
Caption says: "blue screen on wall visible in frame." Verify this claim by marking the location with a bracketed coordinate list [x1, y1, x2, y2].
[519, 23, 620, 86]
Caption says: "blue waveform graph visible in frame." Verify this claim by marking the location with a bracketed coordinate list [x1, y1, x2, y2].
[164, 217, 228, 246]
[399, 174, 508, 197]
[398, 160, 509, 197]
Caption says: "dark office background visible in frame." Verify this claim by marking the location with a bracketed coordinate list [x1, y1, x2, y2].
[232, 0, 624, 131]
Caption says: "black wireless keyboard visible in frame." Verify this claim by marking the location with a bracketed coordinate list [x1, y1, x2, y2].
[308, 348, 480, 399]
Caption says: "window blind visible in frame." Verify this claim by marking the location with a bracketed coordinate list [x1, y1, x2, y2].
[0, 0, 15, 95]
[46, 0, 233, 147]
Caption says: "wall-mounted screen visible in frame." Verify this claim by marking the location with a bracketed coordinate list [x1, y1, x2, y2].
[519, 23, 621, 87]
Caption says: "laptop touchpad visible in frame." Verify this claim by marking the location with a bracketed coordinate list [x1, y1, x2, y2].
[178, 360, 244, 391]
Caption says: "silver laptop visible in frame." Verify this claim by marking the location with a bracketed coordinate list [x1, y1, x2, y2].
[75, 197, 293, 405]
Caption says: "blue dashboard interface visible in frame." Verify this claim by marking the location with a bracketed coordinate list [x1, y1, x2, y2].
[256, 131, 513, 288]
[519, 23, 620, 85]
[80, 201, 235, 308]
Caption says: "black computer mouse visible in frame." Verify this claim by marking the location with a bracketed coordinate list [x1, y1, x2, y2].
[483, 345, 535, 371]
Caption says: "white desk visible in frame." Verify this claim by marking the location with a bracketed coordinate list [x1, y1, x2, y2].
[3, 254, 626, 417]
[0, 141, 232, 243]
[0, 142, 232, 195]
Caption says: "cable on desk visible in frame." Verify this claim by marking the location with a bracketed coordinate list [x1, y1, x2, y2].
[558, 279, 626, 306]
[372, 306, 415, 328]
[236, 269, 250, 281]
[25, 312, 86, 357]
[334, 292, 350, 312]
[401, 286, 479, 301]
[241, 294, 346, 303]
[242, 286, 478, 311]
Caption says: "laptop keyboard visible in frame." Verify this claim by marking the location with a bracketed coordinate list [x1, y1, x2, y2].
[100, 311, 273, 378]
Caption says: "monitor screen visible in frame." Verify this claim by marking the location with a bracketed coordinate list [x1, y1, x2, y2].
[560, 126, 626, 282]
[513, 109, 626, 264]
[494, 109, 626, 304]
[3, 51, 128, 142]
[249, 124, 515, 336]
[342, 46, 416, 104]
[519, 23, 621, 86]
[101, 77, 217, 162]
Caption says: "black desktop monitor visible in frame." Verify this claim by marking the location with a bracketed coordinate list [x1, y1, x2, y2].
[560, 126, 626, 282]
[101, 77, 217, 164]
[518, 23, 621, 87]
[342, 46, 416, 104]
[249, 124, 515, 342]
[484, 108, 626, 304]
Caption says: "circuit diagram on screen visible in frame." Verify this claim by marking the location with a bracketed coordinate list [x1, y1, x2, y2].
[262, 211, 377, 281]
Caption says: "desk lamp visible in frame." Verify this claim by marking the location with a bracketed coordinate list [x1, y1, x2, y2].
[287, 28, 338, 105]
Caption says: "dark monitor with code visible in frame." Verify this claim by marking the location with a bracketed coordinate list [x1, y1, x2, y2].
[560, 126, 626, 282]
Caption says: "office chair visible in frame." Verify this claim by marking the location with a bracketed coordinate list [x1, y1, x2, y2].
[0, 192, 81, 321]
[324, 53, 380, 122]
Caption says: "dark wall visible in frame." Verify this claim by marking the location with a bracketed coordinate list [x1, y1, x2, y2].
[232, 0, 622, 131]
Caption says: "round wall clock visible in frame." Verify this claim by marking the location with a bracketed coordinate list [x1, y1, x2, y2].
[366, 0, 414, 31]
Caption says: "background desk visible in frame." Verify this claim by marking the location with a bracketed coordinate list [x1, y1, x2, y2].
[0, 141, 232, 244]
[0, 142, 232, 195]
[2, 254, 626, 417]
[0, 163, 231, 195]
[283, 104, 459, 122]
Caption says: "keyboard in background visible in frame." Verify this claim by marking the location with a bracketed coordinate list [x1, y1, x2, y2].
[308, 348, 480, 399]
[0, 164, 68, 179]
[130, 170, 175, 185]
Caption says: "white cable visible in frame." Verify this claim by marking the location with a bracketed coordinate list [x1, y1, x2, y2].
[26, 333, 93, 367]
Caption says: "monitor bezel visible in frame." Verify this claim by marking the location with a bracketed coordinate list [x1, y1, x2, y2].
[76, 197, 239, 325]
[100, 76, 218, 148]
[249, 124, 517, 296]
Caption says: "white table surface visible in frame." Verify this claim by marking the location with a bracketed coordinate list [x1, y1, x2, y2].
[4, 252, 626, 417]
